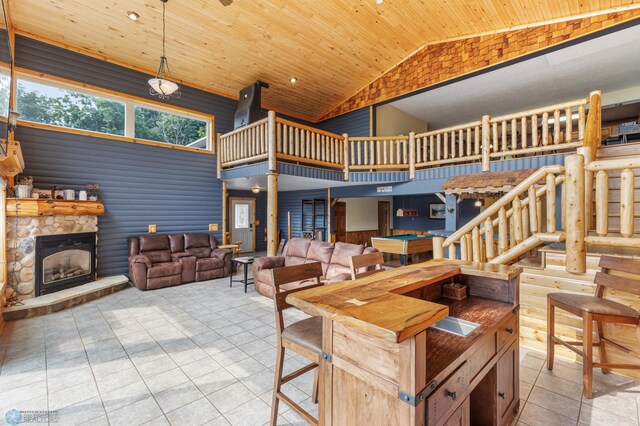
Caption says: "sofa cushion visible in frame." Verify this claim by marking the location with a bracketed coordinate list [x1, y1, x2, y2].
[326, 242, 365, 280]
[284, 238, 311, 267]
[138, 235, 171, 263]
[187, 247, 212, 258]
[196, 257, 224, 271]
[185, 233, 212, 249]
[147, 262, 181, 278]
[168, 234, 185, 253]
[304, 241, 335, 276]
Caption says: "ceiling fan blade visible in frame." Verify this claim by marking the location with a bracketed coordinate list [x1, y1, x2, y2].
[219, 0, 233, 6]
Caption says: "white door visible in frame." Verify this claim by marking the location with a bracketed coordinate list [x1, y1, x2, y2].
[231, 199, 255, 252]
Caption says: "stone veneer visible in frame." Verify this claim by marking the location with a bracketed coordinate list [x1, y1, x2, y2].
[6, 215, 98, 300]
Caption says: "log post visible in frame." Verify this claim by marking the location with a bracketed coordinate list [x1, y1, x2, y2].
[546, 173, 556, 233]
[513, 196, 523, 244]
[267, 173, 279, 256]
[287, 211, 292, 240]
[268, 111, 277, 172]
[222, 180, 228, 244]
[584, 90, 602, 152]
[484, 217, 495, 261]
[565, 154, 586, 273]
[327, 187, 331, 242]
[216, 133, 222, 180]
[498, 207, 508, 254]
[471, 227, 480, 262]
[343, 133, 349, 180]
[528, 189, 538, 234]
[409, 131, 416, 180]
[481, 115, 490, 172]
[578, 146, 594, 232]
[620, 168, 635, 238]
[433, 237, 444, 259]
[595, 171, 608, 237]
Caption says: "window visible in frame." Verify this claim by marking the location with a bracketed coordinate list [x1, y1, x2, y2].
[17, 79, 125, 135]
[15, 75, 213, 152]
[0, 69, 9, 117]
[134, 105, 208, 147]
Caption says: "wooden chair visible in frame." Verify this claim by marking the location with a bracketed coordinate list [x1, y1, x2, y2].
[270, 262, 324, 425]
[547, 255, 640, 398]
[349, 251, 384, 280]
[231, 241, 242, 257]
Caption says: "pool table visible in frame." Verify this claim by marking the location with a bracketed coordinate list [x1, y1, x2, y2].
[370, 234, 434, 266]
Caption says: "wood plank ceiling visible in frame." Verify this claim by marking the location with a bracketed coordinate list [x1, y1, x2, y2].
[7, 0, 640, 121]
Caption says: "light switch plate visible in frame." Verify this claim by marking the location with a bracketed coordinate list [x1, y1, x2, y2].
[209, 223, 219, 232]
[148, 224, 157, 234]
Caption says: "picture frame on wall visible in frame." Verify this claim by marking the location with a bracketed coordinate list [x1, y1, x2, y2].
[429, 203, 446, 219]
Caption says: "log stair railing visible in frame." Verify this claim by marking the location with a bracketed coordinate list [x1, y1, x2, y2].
[433, 165, 567, 265]
[217, 92, 601, 179]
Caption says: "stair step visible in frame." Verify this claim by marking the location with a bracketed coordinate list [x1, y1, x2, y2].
[514, 255, 543, 270]
[597, 142, 640, 159]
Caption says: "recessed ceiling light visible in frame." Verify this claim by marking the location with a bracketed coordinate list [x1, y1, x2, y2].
[127, 11, 140, 21]
[289, 76, 298, 84]
[376, 0, 383, 4]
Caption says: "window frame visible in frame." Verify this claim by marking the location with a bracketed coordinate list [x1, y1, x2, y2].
[14, 69, 215, 154]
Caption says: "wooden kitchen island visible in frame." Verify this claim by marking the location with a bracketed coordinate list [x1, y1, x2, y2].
[287, 259, 522, 426]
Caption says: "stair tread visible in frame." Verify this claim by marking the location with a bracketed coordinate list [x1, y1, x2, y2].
[538, 242, 640, 257]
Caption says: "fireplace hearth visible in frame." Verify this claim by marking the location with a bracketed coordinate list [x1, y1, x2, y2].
[35, 232, 97, 296]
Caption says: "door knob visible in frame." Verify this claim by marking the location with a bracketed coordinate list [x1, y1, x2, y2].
[498, 392, 505, 399]
[506, 327, 513, 334]
[447, 391, 457, 401]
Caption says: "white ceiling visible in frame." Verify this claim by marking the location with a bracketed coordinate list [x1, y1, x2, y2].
[226, 174, 355, 192]
[390, 24, 640, 129]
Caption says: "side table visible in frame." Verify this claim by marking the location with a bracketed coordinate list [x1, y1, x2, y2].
[230, 256, 254, 293]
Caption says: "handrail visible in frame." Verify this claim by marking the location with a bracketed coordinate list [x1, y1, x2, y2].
[490, 98, 587, 122]
[443, 165, 563, 246]
[275, 117, 344, 169]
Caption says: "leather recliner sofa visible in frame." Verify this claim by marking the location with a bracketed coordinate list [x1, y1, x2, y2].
[128, 233, 232, 290]
[252, 238, 379, 298]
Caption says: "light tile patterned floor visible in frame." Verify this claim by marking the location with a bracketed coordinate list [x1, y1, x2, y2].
[1, 271, 639, 425]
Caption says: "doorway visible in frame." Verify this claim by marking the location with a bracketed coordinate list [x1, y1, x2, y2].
[378, 201, 390, 236]
[333, 202, 346, 242]
[230, 197, 256, 252]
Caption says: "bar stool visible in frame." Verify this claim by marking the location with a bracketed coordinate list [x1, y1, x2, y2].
[349, 251, 384, 280]
[269, 261, 324, 425]
[547, 255, 640, 398]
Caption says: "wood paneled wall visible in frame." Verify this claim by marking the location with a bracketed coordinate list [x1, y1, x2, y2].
[320, 10, 640, 121]
[343, 230, 379, 246]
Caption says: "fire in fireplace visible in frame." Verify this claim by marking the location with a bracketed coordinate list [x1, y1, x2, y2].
[35, 232, 97, 296]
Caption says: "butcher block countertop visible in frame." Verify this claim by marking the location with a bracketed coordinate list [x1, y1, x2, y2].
[286, 259, 521, 344]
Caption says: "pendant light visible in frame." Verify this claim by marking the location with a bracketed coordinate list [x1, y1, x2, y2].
[149, 0, 181, 99]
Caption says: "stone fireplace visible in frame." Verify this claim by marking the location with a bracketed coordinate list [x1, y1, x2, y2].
[5, 202, 102, 300]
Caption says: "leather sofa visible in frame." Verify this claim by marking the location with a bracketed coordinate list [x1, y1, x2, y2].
[128, 233, 232, 290]
[252, 238, 378, 298]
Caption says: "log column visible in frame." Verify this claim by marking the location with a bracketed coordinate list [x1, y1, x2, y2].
[481, 115, 490, 172]
[222, 180, 228, 244]
[267, 173, 279, 256]
[565, 154, 586, 273]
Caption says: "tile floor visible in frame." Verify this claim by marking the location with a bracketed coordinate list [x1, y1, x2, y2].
[0, 271, 638, 425]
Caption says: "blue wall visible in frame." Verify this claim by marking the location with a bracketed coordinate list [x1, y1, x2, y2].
[228, 190, 267, 252]
[18, 126, 222, 277]
[278, 190, 328, 239]
[316, 107, 370, 137]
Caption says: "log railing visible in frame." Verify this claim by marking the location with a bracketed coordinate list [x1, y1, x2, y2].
[584, 157, 640, 249]
[218, 117, 269, 171]
[414, 121, 483, 171]
[218, 91, 601, 179]
[433, 165, 567, 265]
[347, 135, 410, 172]
[275, 117, 345, 170]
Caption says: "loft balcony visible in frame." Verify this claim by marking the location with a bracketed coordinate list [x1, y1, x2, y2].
[217, 92, 601, 185]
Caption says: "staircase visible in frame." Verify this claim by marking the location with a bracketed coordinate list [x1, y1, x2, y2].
[437, 141, 640, 378]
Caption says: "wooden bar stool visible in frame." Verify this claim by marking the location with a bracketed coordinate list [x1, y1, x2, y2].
[349, 251, 384, 280]
[269, 262, 324, 425]
[547, 255, 640, 398]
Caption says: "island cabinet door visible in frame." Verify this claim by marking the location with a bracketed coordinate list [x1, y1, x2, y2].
[443, 396, 470, 426]
[497, 341, 519, 425]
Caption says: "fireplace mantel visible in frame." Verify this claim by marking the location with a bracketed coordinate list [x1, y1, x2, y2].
[6, 199, 105, 217]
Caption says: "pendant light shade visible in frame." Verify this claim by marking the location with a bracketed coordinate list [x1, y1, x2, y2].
[149, 0, 181, 99]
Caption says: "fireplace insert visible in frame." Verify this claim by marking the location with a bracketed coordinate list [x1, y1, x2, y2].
[35, 232, 97, 296]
